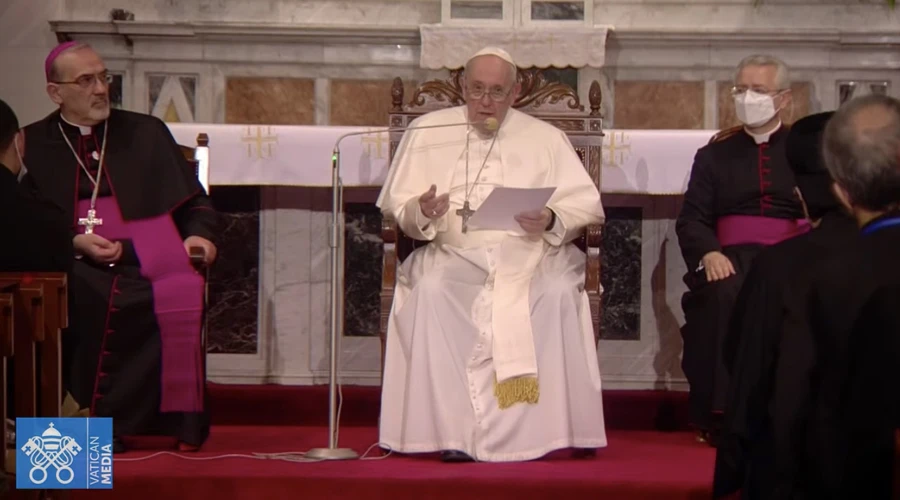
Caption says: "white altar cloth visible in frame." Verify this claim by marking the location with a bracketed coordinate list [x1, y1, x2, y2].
[167, 123, 715, 195]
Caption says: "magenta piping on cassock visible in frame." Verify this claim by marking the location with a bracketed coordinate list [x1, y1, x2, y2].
[90, 275, 120, 416]
[716, 215, 810, 247]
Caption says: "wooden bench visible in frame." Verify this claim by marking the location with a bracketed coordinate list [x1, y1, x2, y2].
[0, 290, 13, 474]
[0, 273, 68, 420]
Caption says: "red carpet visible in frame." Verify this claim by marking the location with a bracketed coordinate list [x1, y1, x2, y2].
[35, 385, 717, 499]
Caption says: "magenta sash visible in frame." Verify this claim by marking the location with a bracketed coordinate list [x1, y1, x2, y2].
[716, 215, 810, 247]
[77, 197, 204, 413]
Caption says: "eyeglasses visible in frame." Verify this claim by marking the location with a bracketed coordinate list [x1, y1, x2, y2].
[731, 85, 783, 97]
[466, 85, 512, 102]
[53, 71, 113, 89]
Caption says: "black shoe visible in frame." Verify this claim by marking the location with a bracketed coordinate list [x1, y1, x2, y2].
[440, 450, 474, 463]
[112, 437, 126, 454]
[695, 429, 721, 448]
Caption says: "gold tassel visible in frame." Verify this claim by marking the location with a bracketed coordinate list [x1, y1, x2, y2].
[62, 391, 91, 418]
[493, 375, 539, 409]
[5, 393, 88, 475]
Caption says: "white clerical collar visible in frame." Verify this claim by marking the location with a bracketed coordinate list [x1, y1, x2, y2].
[60, 112, 93, 136]
[744, 121, 782, 145]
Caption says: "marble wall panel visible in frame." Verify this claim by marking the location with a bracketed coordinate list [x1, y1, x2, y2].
[613, 81, 705, 129]
[225, 77, 315, 125]
[343, 203, 384, 337]
[600, 206, 643, 340]
[206, 186, 261, 354]
[330, 79, 419, 127]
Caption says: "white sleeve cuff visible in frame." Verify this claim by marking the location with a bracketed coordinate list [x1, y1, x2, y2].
[409, 201, 438, 240]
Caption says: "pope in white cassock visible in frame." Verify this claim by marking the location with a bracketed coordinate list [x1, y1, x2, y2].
[376, 46, 608, 463]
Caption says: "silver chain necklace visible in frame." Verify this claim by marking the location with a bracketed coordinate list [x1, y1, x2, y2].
[456, 127, 497, 233]
[58, 120, 108, 234]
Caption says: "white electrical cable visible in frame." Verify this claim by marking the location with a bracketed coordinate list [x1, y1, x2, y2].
[115, 379, 392, 464]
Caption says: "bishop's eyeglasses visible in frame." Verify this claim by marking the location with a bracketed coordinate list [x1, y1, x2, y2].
[730, 85, 782, 96]
[53, 71, 114, 89]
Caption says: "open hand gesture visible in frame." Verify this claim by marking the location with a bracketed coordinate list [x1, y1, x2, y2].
[419, 184, 450, 220]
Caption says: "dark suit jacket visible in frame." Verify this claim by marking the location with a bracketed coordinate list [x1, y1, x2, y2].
[0, 163, 74, 272]
[805, 215, 900, 499]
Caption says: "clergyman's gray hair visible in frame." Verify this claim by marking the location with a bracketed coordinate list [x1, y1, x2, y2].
[822, 93, 900, 212]
[47, 42, 94, 83]
[734, 54, 791, 91]
[464, 55, 518, 88]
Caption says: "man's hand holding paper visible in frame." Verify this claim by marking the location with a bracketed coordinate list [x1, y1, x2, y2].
[465, 187, 556, 233]
[515, 208, 553, 235]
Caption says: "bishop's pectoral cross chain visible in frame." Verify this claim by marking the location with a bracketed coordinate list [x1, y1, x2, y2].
[459, 130, 497, 233]
[59, 122, 109, 235]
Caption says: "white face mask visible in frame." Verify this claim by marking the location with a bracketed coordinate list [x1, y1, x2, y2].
[734, 90, 778, 128]
[13, 132, 26, 173]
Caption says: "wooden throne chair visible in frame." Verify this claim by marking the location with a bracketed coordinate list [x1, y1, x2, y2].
[379, 69, 606, 365]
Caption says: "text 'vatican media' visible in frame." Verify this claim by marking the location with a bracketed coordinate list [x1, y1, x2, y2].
[88, 435, 113, 487]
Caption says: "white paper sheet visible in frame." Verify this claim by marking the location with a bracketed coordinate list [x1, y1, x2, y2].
[467, 187, 557, 231]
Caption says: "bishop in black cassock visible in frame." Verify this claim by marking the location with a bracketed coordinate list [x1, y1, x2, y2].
[22, 42, 219, 451]
[676, 122, 806, 438]
[712, 112, 860, 499]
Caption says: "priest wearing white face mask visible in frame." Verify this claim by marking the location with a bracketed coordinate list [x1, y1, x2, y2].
[376, 46, 608, 463]
[676, 54, 807, 446]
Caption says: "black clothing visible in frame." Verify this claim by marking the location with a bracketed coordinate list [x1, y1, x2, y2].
[712, 211, 859, 499]
[676, 126, 805, 430]
[0, 165, 73, 272]
[833, 285, 900, 500]
[21, 109, 218, 447]
[804, 212, 900, 500]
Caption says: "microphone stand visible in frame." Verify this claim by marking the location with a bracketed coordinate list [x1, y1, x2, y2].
[305, 119, 494, 461]
[305, 144, 358, 461]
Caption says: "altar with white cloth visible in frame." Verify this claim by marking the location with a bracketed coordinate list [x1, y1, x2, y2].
[167, 123, 715, 194]
[170, 122, 712, 391]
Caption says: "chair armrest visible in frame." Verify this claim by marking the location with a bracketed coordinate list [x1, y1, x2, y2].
[584, 223, 603, 343]
[380, 216, 399, 341]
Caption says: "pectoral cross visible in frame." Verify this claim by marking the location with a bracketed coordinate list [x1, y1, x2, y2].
[456, 201, 475, 233]
[78, 209, 103, 234]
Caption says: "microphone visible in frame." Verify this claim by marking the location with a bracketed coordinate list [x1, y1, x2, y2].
[331, 116, 499, 155]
